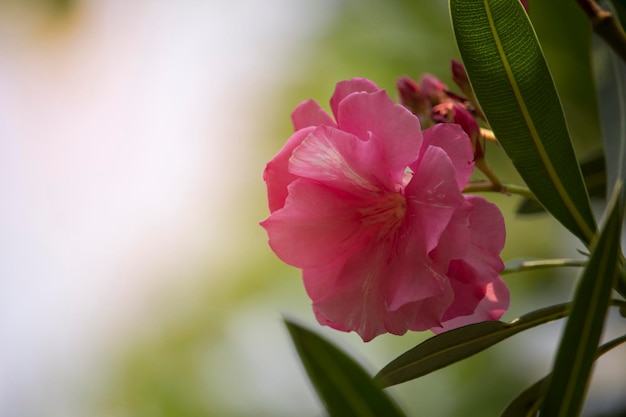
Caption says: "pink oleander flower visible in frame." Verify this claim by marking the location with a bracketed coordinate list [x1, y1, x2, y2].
[261, 78, 509, 342]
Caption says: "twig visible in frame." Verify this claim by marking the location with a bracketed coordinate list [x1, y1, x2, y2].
[576, 0, 626, 63]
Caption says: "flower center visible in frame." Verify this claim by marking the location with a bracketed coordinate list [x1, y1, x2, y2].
[358, 192, 407, 240]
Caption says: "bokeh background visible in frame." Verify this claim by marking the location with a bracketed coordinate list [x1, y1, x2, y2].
[1, 0, 625, 416]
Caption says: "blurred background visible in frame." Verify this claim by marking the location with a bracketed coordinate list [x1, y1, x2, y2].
[0, 0, 624, 416]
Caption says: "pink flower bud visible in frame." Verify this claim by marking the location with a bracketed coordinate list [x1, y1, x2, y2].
[452, 104, 485, 161]
[520, 0, 528, 12]
[451, 59, 470, 95]
[396, 76, 429, 119]
[432, 102, 484, 161]
[420, 74, 448, 105]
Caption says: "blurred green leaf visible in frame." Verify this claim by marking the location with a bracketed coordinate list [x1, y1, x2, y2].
[527, 0, 603, 150]
[596, 1, 626, 204]
[501, 333, 626, 417]
[516, 152, 606, 214]
[285, 319, 406, 417]
[539, 183, 624, 417]
[450, 0, 597, 244]
[375, 303, 569, 388]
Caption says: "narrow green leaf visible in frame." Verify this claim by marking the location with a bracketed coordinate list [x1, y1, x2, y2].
[516, 152, 606, 215]
[285, 319, 406, 417]
[539, 183, 624, 417]
[527, 0, 604, 150]
[375, 303, 569, 387]
[596, 1, 626, 204]
[501, 378, 544, 417]
[450, 0, 597, 244]
[501, 333, 626, 417]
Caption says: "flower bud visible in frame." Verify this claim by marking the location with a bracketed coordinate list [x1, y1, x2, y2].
[431, 102, 454, 124]
[450, 59, 486, 121]
[432, 102, 485, 161]
[451, 59, 472, 99]
[520, 0, 528, 12]
[397, 76, 430, 126]
[420, 74, 448, 105]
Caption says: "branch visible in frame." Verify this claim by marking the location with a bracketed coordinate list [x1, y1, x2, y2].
[577, 0, 626, 63]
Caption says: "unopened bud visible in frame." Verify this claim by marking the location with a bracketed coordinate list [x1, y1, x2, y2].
[420, 74, 448, 105]
[431, 102, 454, 124]
[450, 59, 486, 121]
[452, 103, 485, 161]
[451, 59, 472, 99]
[397, 76, 430, 123]
[520, 0, 528, 12]
[432, 102, 485, 161]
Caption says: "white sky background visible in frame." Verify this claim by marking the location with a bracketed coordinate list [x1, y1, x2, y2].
[0, 1, 335, 415]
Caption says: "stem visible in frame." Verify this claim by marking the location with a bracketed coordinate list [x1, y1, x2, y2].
[576, 0, 626, 63]
[475, 158, 504, 186]
[463, 180, 537, 201]
[502, 258, 588, 275]
[480, 128, 497, 143]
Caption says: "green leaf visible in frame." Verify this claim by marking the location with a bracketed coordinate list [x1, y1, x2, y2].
[285, 319, 406, 417]
[538, 183, 624, 417]
[450, 0, 597, 244]
[374, 303, 569, 388]
[527, 0, 604, 150]
[501, 333, 626, 417]
[596, 1, 626, 204]
[516, 152, 606, 214]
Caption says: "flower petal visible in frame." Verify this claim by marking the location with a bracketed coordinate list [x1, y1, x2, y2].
[435, 278, 509, 333]
[337, 90, 423, 185]
[463, 195, 506, 253]
[291, 99, 336, 131]
[263, 127, 315, 212]
[329, 78, 380, 119]
[289, 126, 382, 194]
[405, 145, 465, 253]
[260, 179, 362, 269]
[305, 244, 419, 342]
[409, 283, 455, 331]
[418, 123, 475, 189]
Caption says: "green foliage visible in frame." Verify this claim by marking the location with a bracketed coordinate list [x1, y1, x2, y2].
[539, 184, 624, 417]
[450, 0, 597, 244]
[375, 303, 568, 387]
[516, 152, 606, 215]
[285, 319, 406, 417]
[502, 333, 626, 416]
[596, 1, 626, 205]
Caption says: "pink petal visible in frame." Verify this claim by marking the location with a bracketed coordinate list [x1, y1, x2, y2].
[263, 127, 315, 213]
[384, 255, 449, 312]
[436, 278, 509, 333]
[291, 99, 336, 131]
[288, 126, 382, 194]
[337, 90, 422, 185]
[434, 195, 508, 331]
[305, 244, 419, 342]
[330, 78, 380, 119]
[440, 270, 487, 320]
[405, 146, 464, 253]
[429, 201, 472, 264]
[464, 195, 506, 253]
[260, 179, 363, 269]
[418, 124, 475, 189]
[408, 283, 455, 331]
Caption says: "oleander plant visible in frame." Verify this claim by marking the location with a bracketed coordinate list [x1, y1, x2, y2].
[260, 0, 626, 415]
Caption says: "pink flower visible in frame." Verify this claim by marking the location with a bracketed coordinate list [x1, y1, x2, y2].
[261, 78, 509, 341]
